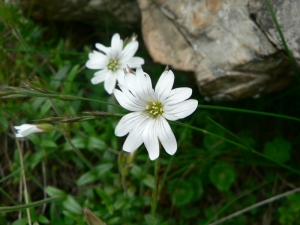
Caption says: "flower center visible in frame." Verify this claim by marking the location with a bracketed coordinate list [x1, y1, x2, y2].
[145, 101, 164, 119]
[107, 58, 119, 72]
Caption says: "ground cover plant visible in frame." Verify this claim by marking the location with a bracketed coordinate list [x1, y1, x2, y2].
[1, 1, 300, 225]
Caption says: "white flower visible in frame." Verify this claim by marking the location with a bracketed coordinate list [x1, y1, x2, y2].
[14, 124, 53, 138]
[113, 67, 198, 160]
[86, 33, 145, 94]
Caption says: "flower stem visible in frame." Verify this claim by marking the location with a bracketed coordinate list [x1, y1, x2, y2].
[151, 158, 159, 225]
[15, 136, 32, 225]
[48, 99, 93, 169]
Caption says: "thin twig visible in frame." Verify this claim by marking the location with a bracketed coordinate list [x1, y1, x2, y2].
[209, 187, 300, 225]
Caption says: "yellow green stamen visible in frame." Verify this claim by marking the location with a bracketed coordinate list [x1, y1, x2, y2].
[145, 101, 164, 119]
[107, 59, 119, 72]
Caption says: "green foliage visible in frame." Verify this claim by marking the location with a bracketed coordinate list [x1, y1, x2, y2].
[167, 176, 203, 207]
[1, 2, 300, 225]
[209, 162, 236, 192]
[278, 193, 300, 225]
[263, 137, 291, 163]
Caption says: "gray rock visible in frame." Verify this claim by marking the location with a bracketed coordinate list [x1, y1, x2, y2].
[138, 0, 295, 100]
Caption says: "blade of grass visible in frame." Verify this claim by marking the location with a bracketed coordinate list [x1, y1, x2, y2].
[173, 119, 300, 176]
[264, 0, 300, 82]
[198, 105, 300, 122]
[206, 117, 300, 175]
[204, 172, 292, 225]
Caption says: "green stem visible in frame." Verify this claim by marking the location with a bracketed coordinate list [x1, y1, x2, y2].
[198, 105, 300, 122]
[0, 197, 62, 213]
[15, 138, 31, 225]
[65, 137, 93, 170]
[48, 99, 93, 169]
[173, 120, 300, 176]
[206, 117, 300, 175]
[151, 158, 159, 225]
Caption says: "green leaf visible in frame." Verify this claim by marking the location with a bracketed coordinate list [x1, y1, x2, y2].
[50, 65, 70, 91]
[63, 195, 82, 215]
[167, 178, 194, 206]
[64, 137, 86, 150]
[142, 174, 155, 189]
[40, 100, 52, 116]
[204, 124, 225, 150]
[30, 151, 46, 169]
[209, 162, 236, 192]
[76, 163, 113, 186]
[40, 139, 57, 148]
[188, 177, 203, 200]
[88, 136, 107, 151]
[46, 186, 67, 198]
[278, 193, 300, 225]
[263, 137, 291, 163]
[65, 64, 80, 94]
[95, 187, 114, 215]
[12, 218, 28, 225]
[0, 115, 8, 131]
[37, 215, 50, 224]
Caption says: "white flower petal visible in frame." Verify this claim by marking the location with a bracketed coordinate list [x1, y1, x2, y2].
[164, 99, 198, 121]
[124, 73, 138, 96]
[88, 50, 107, 61]
[155, 70, 174, 102]
[91, 70, 108, 84]
[119, 41, 138, 62]
[143, 121, 160, 160]
[87, 33, 145, 95]
[115, 112, 147, 136]
[126, 57, 145, 68]
[115, 69, 125, 85]
[136, 68, 154, 101]
[86, 59, 107, 70]
[15, 124, 43, 138]
[123, 119, 150, 152]
[104, 72, 117, 94]
[112, 66, 198, 160]
[114, 89, 145, 111]
[118, 84, 146, 109]
[111, 33, 123, 58]
[86, 51, 108, 69]
[95, 43, 111, 54]
[157, 117, 177, 155]
[164, 88, 192, 105]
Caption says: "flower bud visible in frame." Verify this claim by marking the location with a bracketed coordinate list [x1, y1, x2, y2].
[14, 123, 54, 138]
[118, 150, 136, 177]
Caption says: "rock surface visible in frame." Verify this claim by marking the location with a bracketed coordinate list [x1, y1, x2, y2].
[137, 0, 296, 100]
[249, 0, 300, 66]
[9, 0, 300, 100]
